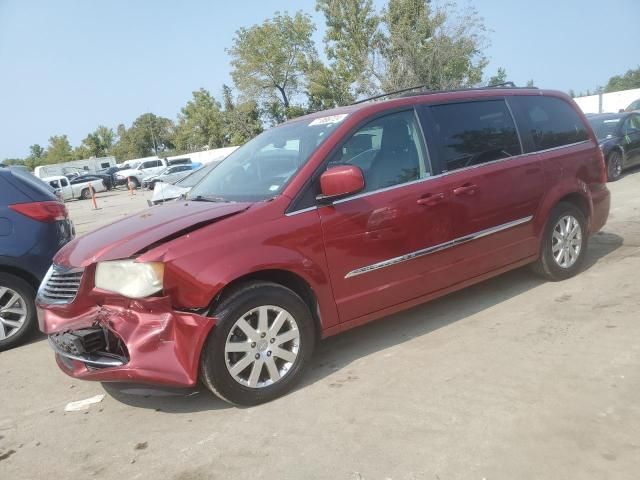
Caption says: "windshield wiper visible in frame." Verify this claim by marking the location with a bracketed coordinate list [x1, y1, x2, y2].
[191, 195, 232, 203]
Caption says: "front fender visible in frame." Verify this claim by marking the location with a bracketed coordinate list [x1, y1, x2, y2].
[139, 206, 340, 330]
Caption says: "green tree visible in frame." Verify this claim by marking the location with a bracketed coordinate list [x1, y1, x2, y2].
[81, 125, 115, 158]
[378, 0, 488, 91]
[46, 135, 73, 164]
[228, 11, 317, 122]
[2, 158, 25, 166]
[221, 85, 263, 145]
[111, 114, 175, 160]
[487, 67, 507, 86]
[306, 61, 355, 110]
[315, 0, 381, 103]
[174, 88, 225, 152]
[604, 66, 640, 93]
[30, 144, 45, 161]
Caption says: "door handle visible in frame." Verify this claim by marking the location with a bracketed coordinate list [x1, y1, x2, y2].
[417, 192, 445, 206]
[453, 183, 478, 196]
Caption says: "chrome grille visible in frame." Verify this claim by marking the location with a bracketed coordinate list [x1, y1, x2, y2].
[38, 265, 84, 304]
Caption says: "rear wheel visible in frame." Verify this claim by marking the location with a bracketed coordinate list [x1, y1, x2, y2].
[0, 273, 37, 351]
[80, 188, 91, 200]
[606, 150, 622, 182]
[200, 281, 315, 406]
[532, 202, 587, 281]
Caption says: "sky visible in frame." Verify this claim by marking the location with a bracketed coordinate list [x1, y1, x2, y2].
[0, 0, 638, 159]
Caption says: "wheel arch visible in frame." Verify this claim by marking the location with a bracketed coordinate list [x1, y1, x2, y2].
[208, 269, 323, 340]
[0, 264, 39, 292]
[557, 191, 590, 223]
[535, 183, 593, 240]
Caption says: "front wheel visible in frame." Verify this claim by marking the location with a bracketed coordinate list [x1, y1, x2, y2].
[200, 281, 316, 406]
[531, 202, 588, 281]
[606, 150, 622, 182]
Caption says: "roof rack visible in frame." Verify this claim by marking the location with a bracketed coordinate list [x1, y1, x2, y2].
[350, 85, 429, 105]
[351, 82, 537, 105]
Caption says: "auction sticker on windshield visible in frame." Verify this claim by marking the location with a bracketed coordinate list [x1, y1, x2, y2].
[309, 113, 348, 126]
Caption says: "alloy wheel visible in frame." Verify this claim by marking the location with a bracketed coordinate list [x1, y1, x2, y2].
[224, 305, 300, 388]
[551, 215, 582, 268]
[608, 152, 622, 180]
[0, 287, 28, 340]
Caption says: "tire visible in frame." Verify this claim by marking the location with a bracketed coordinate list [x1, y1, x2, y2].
[130, 178, 140, 189]
[531, 202, 588, 281]
[0, 273, 37, 351]
[200, 281, 316, 406]
[606, 150, 622, 182]
[80, 188, 91, 200]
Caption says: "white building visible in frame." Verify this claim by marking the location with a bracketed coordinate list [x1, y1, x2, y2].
[573, 87, 640, 114]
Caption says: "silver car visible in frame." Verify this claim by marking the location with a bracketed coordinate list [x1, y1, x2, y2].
[141, 165, 194, 190]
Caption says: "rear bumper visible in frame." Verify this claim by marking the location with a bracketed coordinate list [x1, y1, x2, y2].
[38, 296, 217, 387]
[590, 184, 611, 234]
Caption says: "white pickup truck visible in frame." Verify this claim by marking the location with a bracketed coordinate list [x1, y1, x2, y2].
[115, 158, 168, 188]
[43, 175, 106, 201]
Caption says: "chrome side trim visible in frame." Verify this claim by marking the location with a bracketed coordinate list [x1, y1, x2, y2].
[344, 215, 533, 279]
[48, 338, 127, 368]
[285, 206, 318, 217]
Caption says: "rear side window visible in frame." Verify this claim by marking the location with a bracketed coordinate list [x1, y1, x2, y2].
[429, 100, 522, 172]
[512, 96, 588, 151]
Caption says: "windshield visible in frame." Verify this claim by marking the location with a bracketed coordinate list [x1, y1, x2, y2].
[187, 114, 347, 202]
[176, 164, 213, 187]
[588, 116, 621, 140]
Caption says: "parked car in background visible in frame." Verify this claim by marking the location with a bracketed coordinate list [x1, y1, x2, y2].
[115, 158, 167, 188]
[624, 98, 640, 112]
[44, 175, 106, 201]
[72, 173, 114, 190]
[149, 161, 219, 205]
[142, 164, 195, 190]
[587, 112, 640, 181]
[38, 87, 609, 406]
[0, 166, 74, 350]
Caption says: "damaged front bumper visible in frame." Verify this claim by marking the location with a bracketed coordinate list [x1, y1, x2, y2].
[38, 296, 217, 387]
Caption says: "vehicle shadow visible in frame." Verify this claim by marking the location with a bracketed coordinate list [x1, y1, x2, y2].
[104, 232, 623, 412]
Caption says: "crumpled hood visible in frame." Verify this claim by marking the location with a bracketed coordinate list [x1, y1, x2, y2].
[55, 201, 252, 267]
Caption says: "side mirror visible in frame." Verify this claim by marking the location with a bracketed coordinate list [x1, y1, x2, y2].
[317, 165, 365, 204]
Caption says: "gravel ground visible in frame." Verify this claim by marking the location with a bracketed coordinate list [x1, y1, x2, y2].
[1, 172, 639, 480]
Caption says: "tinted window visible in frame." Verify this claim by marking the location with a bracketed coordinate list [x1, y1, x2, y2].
[513, 96, 588, 151]
[588, 116, 621, 140]
[623, 114, 640, 134]
[100, 162, 110, 168]
[141, 160, 161, 169]
[328, 110, 429, 193]
[430, 100, 521, 172]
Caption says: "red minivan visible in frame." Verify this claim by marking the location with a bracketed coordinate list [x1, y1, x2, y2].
[37, 87, 610, 405]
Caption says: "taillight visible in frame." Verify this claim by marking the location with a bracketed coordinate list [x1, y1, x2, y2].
[9, 201, 68, 222]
